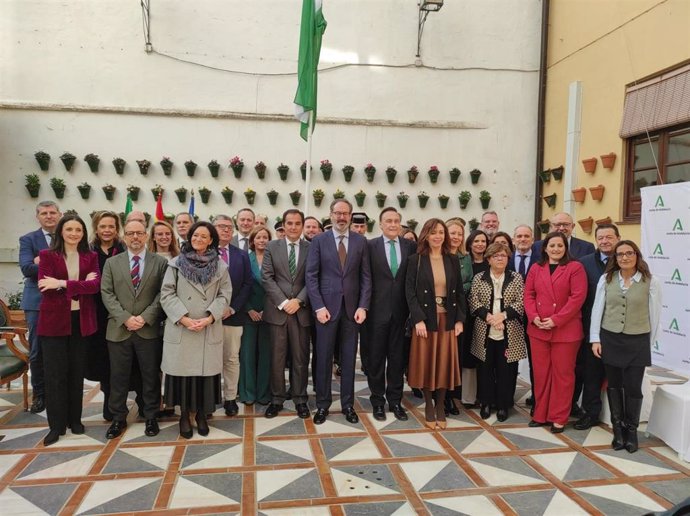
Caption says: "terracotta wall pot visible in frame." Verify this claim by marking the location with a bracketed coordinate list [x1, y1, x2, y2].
[578, 216, 594, 234]
[582, 157, 597, 174]
[571, 187, 587, 203]
[589, 184, 605, 201]
[595, 216, 612, 226]
[600, 152, 616, 169]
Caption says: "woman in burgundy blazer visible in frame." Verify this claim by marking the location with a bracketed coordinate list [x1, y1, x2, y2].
[38, 214, 100, 446]
[524, 232, 587, 432]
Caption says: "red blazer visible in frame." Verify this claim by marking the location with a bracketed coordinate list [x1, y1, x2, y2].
[37, 250, 100, 337]
[524, 260, 587, 342]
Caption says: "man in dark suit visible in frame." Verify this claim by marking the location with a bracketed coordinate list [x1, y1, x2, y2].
[262, 209, 312, 419]
[18, 200, 61, 413]
[214, 215, 253, 417]
[532, 212, 595, 260]
[174, 212, 193, 246]
[100, 220, 168, 439]
[365, 207, 415, 421]
[231, 208, 255, 252]
[306, 200, 372, 425]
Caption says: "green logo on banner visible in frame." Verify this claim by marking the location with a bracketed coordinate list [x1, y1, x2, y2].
[653, 340, 660, 351]
[670, 319, 679, 331]
[655, 196, 665, 208]
[671, 269, 682, 281]
[653, 243, 664, 255]
[672, 218, 684, 231]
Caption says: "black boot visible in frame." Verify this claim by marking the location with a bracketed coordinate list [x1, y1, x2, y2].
[607, 388, 626, 451]
[624, 396, 643, 453]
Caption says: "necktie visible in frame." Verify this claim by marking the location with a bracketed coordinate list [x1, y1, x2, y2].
[389, 240, 398, 276]
[518, 254, 527, 278]
[46, 233, 54, 245]
[288, 243, 297, 278]
[241, 238, 248, 251]
[219, 247, 229, 264]
[338, 235, 347, 268]
[131, 255, 141, 289]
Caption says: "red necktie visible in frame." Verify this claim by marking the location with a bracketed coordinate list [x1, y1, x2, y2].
[131, 255, 141, 289]
[219, 247, 229, 264]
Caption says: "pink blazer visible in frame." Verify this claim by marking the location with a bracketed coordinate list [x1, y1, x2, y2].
[524, 260, 587, 342]
[37, 250, 100, 337]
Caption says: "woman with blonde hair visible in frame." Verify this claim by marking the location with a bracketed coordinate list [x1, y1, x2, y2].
[148, 220, 180, 259]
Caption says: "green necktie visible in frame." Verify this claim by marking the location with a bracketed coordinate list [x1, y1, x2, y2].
[389, 239, 398, 277]
[288, 242, 297, 278]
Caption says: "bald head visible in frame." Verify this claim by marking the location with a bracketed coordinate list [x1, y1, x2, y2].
[126, 210, 147, 228]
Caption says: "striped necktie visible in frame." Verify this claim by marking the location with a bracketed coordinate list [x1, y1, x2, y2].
[288, 243, 297, 278]
[131, 255, 141, 289]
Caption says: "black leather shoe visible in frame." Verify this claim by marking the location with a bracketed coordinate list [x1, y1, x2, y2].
[143, 419, 159, 436]
[30, 396, 45, 414]
[496, 409, 508, 422]
[480, 405, 491, 419]
[550, 424, 565, 434]
[265, 403, 283, 419]
[195, 413, 209, 436]
[574, 414, 599, 430]
[372, 406, 386, 421]
[224, 400, 239, 417]
[106, 421, 127, 439]
[335, 366, 342, 377]
[528, 419, 547, 427]
[342, 407, 359, 424]
[391, 404, 408, 421]
[70, 422, 85, 434]
[43, 429, 61, 446]
[313, 408, 329, 425]
[296, 403, 310, 419]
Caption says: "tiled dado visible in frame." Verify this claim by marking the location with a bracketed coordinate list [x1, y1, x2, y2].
[1, 372, 689, 515]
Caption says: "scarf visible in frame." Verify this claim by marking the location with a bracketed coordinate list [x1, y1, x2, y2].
[176, 248, 219, 286]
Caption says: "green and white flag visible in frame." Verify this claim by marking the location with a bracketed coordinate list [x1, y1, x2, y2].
[294, 0, 327, 141]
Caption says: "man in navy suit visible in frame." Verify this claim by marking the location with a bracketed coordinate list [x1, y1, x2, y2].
[18, 200, 61, 413]
[213, 215, 253, 417]
[532, 212, 595, 260]
[306, 200, 372, 425]
[365, 207, 415, 421]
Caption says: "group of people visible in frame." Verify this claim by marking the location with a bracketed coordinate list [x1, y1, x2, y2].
[19, 200, 659, 454]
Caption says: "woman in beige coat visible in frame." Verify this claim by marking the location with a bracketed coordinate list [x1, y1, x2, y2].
[161, 221, 232, 438]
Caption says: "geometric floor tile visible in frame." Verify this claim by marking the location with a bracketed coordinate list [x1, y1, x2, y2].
[261, 508, 330, 516]
[45, 430, 105, 448]
[499, 427, 568, 450]
[0, 453, 25, 478]
[331, 465, 401, 496]
[444, 411, 480, 429]
[76, 477, 161, 515]
[501, 489, 589, 515]
[645, 478, 690, 505]
[256, 439, 314, 464]
[121, 421, 179, 443]
[321, 436, 383, 461]
[0, 427, 46, 450]
[103, 445, 175, 473]
[368, 413, 424, 432]
[188, 418, 244, 440]
[0, 487, 52, 516]
[530, 451, 613, 481]
[169, 473, 243, 508]
[425, 494, 503, 515]
[313, 416, 365, 435]
[4, 484, 77, 515]
[574, 484, 667, 513]
[19, 451, 100, 479]
[342, 501, 416, 515]
[399, 459, 474, 492]
[468, 457, 546, 487]
[254, 416, 307, 437]
[181, 443, 244, 470]
[383, 433, 446, 457]
[564, 425, 614, 447]
[593, 449, 680, 477]
[257, 468, 323, 501]
[649, 446, 690, 470]
[442, 430, 511, 454]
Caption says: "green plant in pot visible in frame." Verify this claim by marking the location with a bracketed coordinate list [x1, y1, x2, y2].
[255, 161, 267, 180]
[34, 151, 50, 171]
[102, 184, 117, 201]
[543, 193, 557, 208]
[479, 190, 492, 209]
[84, 153, 100, 173]
[364, 163, 376, 182]
[198, 186, 211, 204]
[470, 168, 482, 184]
[60, 152, 77, 171]
[551, 166, 564, 181]
[175, 186, 188, 203]
[438, 193, 449, 209]
[312, 188, 325, 207]
[151, 184, 164, 201]
[267, 189, 279, 205]
[397, 191, 409, 208]
[244, 187, 256, 205]
[418, 191, 429, 208]
[406, 218, 418, 231]
[289, 190, 301, 206]
[449, 167, 461, 184]
[407, 165, 419, 184]
[320, 159, 333, 181]
[459, 190, 471, 209]
[367, 219, 375, 232]
[185, 160, 198, 177]
[428, 165, 440, 183]
[342, 164, 354, 182]
[221, 186, 234, 204]
[25, 174, 41, 198]
[208, 159, 220, 178]
[354, 189, 366, 207]
[539, 169, 551, 183]
[385, 166, 397, 184]
[230, 155, 244, 179]
[77, 182, 91, 200]
[375, 191, 387, 208]
[6, 289, 23, 310]
[333, 189, 346, 200]
[278, 163, 290, 181]
[127, 184, 140, 201]
[300, 161, 312, 180]
[160, 156, 173, 176]
[469, 217, 480, 231]
[50, 177, 66, 198]
[137, 159, 151, 175]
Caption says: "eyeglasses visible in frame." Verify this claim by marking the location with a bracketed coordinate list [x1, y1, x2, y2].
[124, 231, 146, 237]
[331, 211, 351, 217]
[214, 224, 233, 230]
[552, 222, 573, 228]
[615, 251, 636, 258]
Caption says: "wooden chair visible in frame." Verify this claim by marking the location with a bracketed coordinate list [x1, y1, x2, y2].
[0, 299, 30, 411]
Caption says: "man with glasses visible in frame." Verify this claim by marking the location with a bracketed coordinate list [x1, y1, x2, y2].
[306, 200, 372, 425]
[100, 220, 169, 439]
[532, 212, 594, 260]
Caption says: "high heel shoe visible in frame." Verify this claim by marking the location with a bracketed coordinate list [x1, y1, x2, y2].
[437, 420, 447, 430]
[195, 412, 210, 437]
[179, 413, 193, 439]
[425, 420, 437, 430]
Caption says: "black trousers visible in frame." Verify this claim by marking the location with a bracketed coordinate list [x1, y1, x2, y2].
[478, 338, 518, 410]
[604, 364, 644, 398]
[581, 341, 606, 418]
[108, 333, 162, 421]
[366, 318, 406, 407]
[572, 340, 587, 408]
[41, 311, 88, 432]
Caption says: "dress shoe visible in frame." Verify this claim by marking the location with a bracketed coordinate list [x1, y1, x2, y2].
[437, 420, 447, 430]
[335, 366, 342, 377]
[313, 408, 329, 425]
[550, 423, 565, 434]
[528, 419, 547, 427]
[496, 409, 508, 422]
[70, 422, 85, 434]
[390, 404, 408, 421]
[574, 414, 599, 430]
[342, 407, 359, 424]
[264, 403, 283, 419]
[412, 388, 423, 399]
[224, 400, 239, 417]
[372, 406, 386, 421]
[195, 413, 209, 436]
[43, 429, 62, 446]
[570, 404, 585, 418]
[144, 419, 160, 436]
[480, 405, 491, 419]
[30, 396, 45, 414]
[296, 403, 310, 419]
[179, 414, 193, 439]
[445, 397, 460, 416]
[525, 396, 534, 407]
[425, 420, 437, 430]
[106, 421, 127, 439]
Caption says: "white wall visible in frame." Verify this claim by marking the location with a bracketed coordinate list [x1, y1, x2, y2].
[0, 0, 542, 295]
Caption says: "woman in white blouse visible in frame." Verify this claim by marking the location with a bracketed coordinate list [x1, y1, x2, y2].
[590, 240, 661, 454]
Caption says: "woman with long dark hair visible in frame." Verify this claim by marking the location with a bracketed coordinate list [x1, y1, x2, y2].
[160, 221, 232, 438]
[406, 218, 466, 430]
[466, 229, 490, 276]
[37, 214, 100, 446]
[590, 240, 660, 452]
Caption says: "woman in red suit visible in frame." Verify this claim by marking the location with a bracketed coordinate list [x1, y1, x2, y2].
[524, 232, 586, 433]
[37, 214, 100, 446]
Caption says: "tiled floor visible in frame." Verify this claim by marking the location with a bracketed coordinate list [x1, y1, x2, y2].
[1, 369, 689, 515]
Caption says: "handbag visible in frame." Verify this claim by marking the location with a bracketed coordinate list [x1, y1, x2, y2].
[404, 254, 421, 338]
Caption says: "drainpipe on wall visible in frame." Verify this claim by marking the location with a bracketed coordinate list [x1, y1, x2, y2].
[534, 0, 550, 233]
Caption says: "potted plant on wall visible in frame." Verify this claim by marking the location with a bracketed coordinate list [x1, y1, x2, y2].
[267, 189, 279, 205]
[185, 160, 198, 177]
[255, 161, 267, 180]
[571, 187, 586, 203]
[354, 189, 366, 207]
[600, 152, 616, 169]
[230, 156, 244, 179]
[160, 156, 173, 176]
[208, 159, 220, 178]
[364, 163, 376, 182]
[77, 182, 91, 200]
[539, 169, 551, 183]
[221, 186, 234, 204]
[175, 186, 188, 203]
[407, 165, 419, 184]
[470, 168, 482, 184]
[551, 166, 564, 181]
[60, 152, 77, 171]
[469, 218, 480, 231]
[151, 184, 164, 201]
[589, 184, 605, 201]
[342, 164, 354, 182]
[438, 193, 449, 209]
[582, 157, 597, 173]
[418, 191, 429, 208]
[127, 184, 140, 201]
[300, 161, 312, 180]
[385, 166, 397, 184]
[479, 190, 492, 209]
[333, 189, 346, 200]
[375, 191, 387, 208]
[102, 184, 117, 201]
[278, 163, 290, 181]
[244, 188, 256, 205]
[459, 190, 471, 209]
[578, 216, 594, 234]
[289, 190, 301, 206]
[406, 218, 418, 231]
[25, 174, 41, 198]
[198, 186, 211, 204]
[50, 177, 66, 198]
[312, 188, 325, 207]
[543, 193, 557, 208]
[137, 159, 151, 175]
[320, 159, 333, 181]
[537, 219, 551, 234]
[449, 167, 461, 184]
[84, 153, 100, 173]
[113, 157, 126, 175]
[428, 165, 440, 183]
[35, 151, 50, 171]
[397, 191, 409, 208]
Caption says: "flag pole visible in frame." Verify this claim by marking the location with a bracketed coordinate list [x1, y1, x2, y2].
[303, 111, 314, 218]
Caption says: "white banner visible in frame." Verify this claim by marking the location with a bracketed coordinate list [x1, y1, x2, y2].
[641, 183, 690, 376]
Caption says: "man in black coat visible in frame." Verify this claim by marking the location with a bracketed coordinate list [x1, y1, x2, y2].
[365, 208, 416, 421]
[532, 212, 595, 259]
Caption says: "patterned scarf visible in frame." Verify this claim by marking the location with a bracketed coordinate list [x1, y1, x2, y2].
[176, 248, 219, 286]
